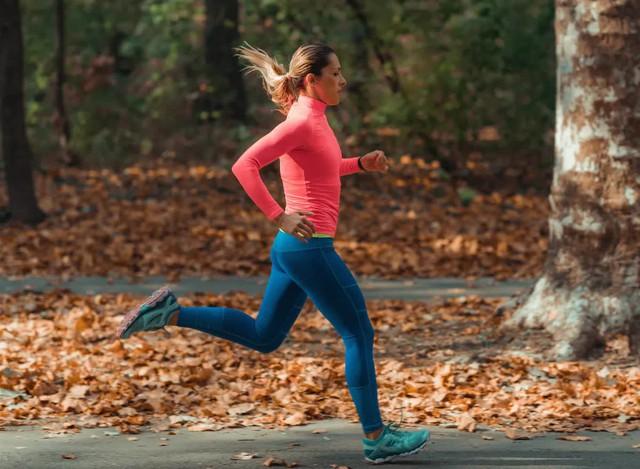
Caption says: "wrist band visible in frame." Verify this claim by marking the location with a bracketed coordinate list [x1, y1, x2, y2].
[357, 156, 366, 172]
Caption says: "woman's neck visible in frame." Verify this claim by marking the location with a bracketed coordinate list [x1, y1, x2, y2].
[299, 90, 326, 104]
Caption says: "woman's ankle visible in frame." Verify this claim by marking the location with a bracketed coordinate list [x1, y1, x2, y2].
[168, 310, 180, 326]
[365, 425, 384, 441]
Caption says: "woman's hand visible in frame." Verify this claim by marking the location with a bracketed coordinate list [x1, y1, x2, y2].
[361, 150, 391, 173]
[274, 211, 316, 243]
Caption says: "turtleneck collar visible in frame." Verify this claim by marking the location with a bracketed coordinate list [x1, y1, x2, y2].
[294, 94, 327, 114]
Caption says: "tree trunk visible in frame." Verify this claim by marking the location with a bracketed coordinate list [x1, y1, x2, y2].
[0, 0, 46, 225]
[344, 0, 402, 96]
[503, 0, 640, 360]
[346, 23, 373, 118]
[55, 0, 79, 167]
[203, 0, 246, 121]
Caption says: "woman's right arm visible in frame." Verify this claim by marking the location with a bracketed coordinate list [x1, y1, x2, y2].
[231, 118, 317, 241]
[231, 118, 311, 220]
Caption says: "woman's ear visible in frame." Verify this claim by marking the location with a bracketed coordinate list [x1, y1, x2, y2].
[304, 72, 315, 88]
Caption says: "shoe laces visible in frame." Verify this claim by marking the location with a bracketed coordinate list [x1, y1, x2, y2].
[386, 401, 405, 436]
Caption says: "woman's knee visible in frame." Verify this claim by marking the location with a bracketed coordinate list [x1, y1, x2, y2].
[364, 321, 375, 342]
[342, 320, 375, 345]
[255, 335, 286, 354]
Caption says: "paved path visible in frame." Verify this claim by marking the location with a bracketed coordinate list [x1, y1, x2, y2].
[1, 419, 638, 468]
[0, 275, 533, 300]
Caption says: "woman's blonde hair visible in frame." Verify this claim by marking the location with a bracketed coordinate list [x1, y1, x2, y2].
[234, 41, 336, 115]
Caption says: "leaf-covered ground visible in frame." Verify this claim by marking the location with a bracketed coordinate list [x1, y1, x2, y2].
[1, 290, 638, 437]
[0, 159, 548, 281]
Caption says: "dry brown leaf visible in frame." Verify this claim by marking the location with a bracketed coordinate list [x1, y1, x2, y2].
[557, 435, 592, 442]
[284, 412, 306, 426]
[457, 413, 477, 432]
[263, 456, 297, 467]
[69, 385, 89, 398]
[187, 423, 220, 432]
[228, 403, 255, 416]
[504, 429, 530, 440]
[231, 452, 259, 460]
[118, 424, 141, 434]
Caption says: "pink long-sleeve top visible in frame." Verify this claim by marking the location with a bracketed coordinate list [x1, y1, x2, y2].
[231, 94, 362, 238]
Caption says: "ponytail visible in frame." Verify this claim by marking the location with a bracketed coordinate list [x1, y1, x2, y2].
[234, 42, 299, 115]
[235, 41, 336, 116]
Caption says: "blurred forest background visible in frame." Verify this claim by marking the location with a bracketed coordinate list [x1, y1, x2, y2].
[16, 0, 555, 188]
[0, 0, 557, 281]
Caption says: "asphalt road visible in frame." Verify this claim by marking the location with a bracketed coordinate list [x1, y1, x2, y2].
[2, 418, 638, 469]
[0, 275, 533, 301]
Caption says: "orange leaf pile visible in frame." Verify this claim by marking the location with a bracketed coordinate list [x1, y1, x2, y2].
[0, 160, 547, 281]
[1, 290, 639, 436]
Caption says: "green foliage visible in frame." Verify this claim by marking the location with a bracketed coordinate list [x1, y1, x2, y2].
[374, 0, 555, 160]
[457, 186, 477, 206]
[19, 0, 555, 169]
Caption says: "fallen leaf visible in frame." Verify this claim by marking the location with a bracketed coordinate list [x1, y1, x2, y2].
[504, 429, 530, 440]
[187, 423, 220, 432]
[263, 456, 298, 467]
[169, 414, 198, 424]
[228, 403, 255, 416]
[457, 413, 477, 432]
[557, 435, 591, 442]
[284, 412, 306, 425]
[118, 424, 141, 434]
[69, 385, 89, 398]
[231, 452, 259, 460]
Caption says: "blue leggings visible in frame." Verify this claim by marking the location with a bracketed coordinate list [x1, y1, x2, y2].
[176, 229, 384, 433]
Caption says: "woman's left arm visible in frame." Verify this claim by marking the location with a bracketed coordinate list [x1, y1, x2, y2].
[339, 157, 362, 176]
[340, 150, 390, 176]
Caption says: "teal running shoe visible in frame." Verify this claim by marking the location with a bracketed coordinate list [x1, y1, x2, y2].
[116, 286, 180, 339]
[362, 422, 430, 464]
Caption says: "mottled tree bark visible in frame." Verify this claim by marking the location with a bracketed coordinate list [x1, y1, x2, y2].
[203, 0, 246, 120]
[0, 0, 45, 225]
[504, 0, 640, 360]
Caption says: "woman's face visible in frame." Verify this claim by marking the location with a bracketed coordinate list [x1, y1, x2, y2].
[305, 53, 347, 106]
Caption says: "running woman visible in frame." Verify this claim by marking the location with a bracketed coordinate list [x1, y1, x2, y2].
[116, 42, 430, 464]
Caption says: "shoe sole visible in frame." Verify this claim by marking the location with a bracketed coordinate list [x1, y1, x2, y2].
[364, 437, 429, 465]
[116, 286, 173, 339]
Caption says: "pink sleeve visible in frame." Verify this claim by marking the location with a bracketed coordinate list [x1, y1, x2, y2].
[340, 157, 362, 176]
[231, 119, 308, 221]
